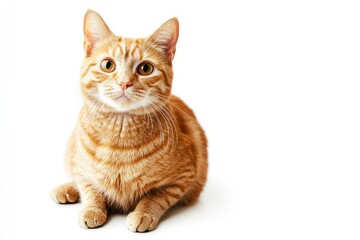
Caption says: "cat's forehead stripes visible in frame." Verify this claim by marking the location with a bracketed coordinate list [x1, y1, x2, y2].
[110, 38, 143, 61]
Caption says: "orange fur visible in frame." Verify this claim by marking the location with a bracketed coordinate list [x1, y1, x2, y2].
[51, 10, 207, 232]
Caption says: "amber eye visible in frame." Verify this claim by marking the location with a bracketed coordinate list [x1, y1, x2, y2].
[137, 62, 154, 76]
[100, 58, 116, 72]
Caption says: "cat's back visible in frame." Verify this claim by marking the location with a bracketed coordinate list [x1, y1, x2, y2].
[169, 95, 208, 204]
[169, 94, 207, 156]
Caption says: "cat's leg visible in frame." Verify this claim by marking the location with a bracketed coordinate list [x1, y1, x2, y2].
[76, 178, 107, 229]
[126, 183, 192, 232]
[51, 182, 79, 204]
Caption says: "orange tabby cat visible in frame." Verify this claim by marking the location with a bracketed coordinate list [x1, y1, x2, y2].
[51, 10, 208, 232]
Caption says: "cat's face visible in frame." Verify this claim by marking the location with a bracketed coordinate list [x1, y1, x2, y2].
[81, 10, 179, 113]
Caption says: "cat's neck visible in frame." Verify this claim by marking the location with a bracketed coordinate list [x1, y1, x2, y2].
[79, 104, 175, 147]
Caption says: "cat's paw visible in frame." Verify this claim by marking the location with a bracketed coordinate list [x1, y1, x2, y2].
[51, 183, 79, 204]
[79, 207, 107, 229]
[126, 211, 159, 232]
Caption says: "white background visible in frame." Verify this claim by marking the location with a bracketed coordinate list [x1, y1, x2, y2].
[1, 0, 360, 239]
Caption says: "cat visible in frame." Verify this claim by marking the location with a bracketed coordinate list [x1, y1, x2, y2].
[51, 10, 208, 232]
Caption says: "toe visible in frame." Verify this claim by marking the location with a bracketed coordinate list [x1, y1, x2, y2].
[126, 212, 141, 232]
[126, 211, 159, 232]
[79, 207, 107, 229]
[137, 215, 153, 232]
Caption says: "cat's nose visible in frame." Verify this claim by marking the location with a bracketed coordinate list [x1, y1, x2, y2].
[118, 81, 133, 90]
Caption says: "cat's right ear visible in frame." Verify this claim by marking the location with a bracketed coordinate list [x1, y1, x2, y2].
[83, 9, 114, 57]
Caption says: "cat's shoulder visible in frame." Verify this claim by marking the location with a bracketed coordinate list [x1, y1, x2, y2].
[168, 95, 196, 120]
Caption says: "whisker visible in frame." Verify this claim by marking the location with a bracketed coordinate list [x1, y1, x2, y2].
[148, 102, 173, 147]
[150, 92, 195, 120]
[137, 93, 179, 149]
[140, 98, 165, 143]
[145, 96, 178, 147]
[136, 98, 155, 135]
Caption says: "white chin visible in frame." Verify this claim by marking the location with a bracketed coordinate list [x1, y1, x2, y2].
[109, 101, 136, 112]
[100, 96, 146, 113]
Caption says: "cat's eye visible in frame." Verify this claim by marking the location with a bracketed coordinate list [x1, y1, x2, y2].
[137, 61, 154, 76]
[100, 58, 116, 73]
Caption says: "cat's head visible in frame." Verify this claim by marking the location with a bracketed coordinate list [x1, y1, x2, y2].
[81, 10, 179, 114]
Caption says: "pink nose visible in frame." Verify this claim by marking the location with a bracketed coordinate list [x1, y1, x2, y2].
[118, 82, 133, 90]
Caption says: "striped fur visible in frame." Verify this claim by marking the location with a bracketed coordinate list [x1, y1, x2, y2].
[51, 10, 207, 232]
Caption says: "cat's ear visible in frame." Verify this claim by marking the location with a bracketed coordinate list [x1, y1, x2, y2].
[148, 18, 179, 62]
[83, 9, 114, 57]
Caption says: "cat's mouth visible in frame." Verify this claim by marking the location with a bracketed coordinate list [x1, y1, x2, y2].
[99, 90, 145, 112]
[114, 93, 131, 102]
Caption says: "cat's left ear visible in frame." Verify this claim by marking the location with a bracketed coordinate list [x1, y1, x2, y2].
[83, 9, 115, 57]
[147, 18, 179, 62]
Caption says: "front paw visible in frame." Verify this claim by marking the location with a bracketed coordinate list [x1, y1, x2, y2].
[126, 211, 159, 232]
[79, 207, 107, 229]
[51, 183, 79, 204]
